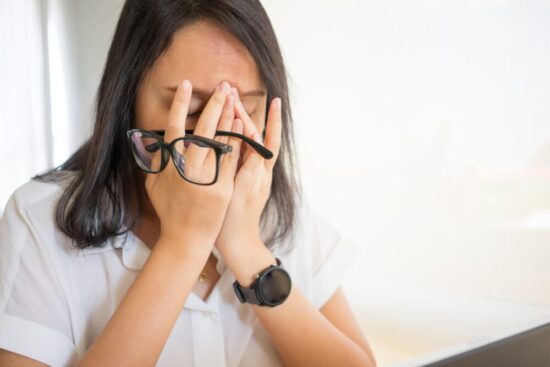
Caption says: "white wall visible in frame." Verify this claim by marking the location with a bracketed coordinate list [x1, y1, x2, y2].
[263, 0, 550, 302]
[262, 0, 550, 364]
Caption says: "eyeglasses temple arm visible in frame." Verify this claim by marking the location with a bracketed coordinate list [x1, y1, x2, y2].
[213, 130, 273, 159]
[149, 129, 273, 159]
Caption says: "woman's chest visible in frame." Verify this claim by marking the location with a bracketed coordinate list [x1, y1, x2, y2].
[70, 245, 285, 367]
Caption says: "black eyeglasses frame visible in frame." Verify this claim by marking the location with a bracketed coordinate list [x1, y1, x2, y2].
[150, 129, 273, 160]
[126, 129, 234, 186]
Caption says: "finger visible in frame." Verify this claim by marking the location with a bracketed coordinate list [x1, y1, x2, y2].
[143, 144, 165, 193]
[219, 118, 243, 183]
[165, 80, 191, 144]
[233, 89, 251, 164]
[164, 80, 192, 176]
[189, 81, 232, 163]
[206, 87, 237, 165]
[214, 87, 238, 145]
[263, 98, 282, 172]
[235, 99, 263, 168]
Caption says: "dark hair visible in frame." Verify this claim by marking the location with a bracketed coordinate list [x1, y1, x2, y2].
[34, 0, 301, 252]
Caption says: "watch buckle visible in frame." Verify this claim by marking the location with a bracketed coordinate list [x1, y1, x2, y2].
[232, 281, 246, 303]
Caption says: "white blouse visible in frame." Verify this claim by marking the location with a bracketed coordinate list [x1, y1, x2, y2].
[0, 177, 359, 367]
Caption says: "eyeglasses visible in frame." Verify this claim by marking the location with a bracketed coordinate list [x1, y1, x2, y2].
[126, 129, 273, 185]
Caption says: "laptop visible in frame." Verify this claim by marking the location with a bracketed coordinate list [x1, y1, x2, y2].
[397, 315, 550, 367]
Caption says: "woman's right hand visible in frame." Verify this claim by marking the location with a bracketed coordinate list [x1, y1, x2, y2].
[145, 80, 243, 251]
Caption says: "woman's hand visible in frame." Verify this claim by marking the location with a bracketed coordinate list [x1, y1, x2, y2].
[145, 80, 243, 251]
[214, 91, 283, 252]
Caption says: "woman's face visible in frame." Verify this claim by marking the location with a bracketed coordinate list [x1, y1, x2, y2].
[135, 19, 268, 171]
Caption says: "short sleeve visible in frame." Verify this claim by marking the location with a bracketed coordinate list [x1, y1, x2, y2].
[0, 188, 77, 366]
[300, 195, 361, 309]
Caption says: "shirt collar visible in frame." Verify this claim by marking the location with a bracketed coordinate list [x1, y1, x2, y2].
[76, 230, 224, 271]
[76, 229, 228, 313]
[120, 230, 225, 274]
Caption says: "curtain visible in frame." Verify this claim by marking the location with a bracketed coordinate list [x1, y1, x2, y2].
[0, 0, 51, 214]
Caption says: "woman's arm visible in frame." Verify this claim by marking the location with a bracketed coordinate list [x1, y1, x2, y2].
[212, 85, 376, 366]
[0, 80, 244, 367]
[0, 350, 48, 366]
[77, 79, 239, 365]
[220, 242, 377, 367]
[76, 235, 211, 367]
[0, 235, 211, 367]
[0, 243, 377, 367]
[320, 288, 377, 366]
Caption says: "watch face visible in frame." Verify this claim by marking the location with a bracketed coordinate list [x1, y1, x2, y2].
[258, 268, 291, 306]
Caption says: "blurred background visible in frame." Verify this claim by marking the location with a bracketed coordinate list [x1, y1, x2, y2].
[1, 0, 549, 365]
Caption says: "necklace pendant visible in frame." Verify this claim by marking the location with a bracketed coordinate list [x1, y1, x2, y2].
[199, 271, 207, 282]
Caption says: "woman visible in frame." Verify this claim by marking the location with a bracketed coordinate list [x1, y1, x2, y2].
[0, 0, 376, 366]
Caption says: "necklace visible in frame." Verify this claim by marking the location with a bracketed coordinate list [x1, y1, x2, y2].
[199, 252, 217, 282]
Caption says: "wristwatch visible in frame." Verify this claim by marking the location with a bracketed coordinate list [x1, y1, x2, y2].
[232, 257, 292, 307]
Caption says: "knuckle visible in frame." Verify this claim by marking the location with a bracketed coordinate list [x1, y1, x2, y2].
[210, 187, 229, 203]
[239, 166, 254, 180]
[213, 90, 226, 105]
[182, 163, 199, 178]
[168, 111, 186, 127]
[173, 89, 188, 104]
[229, 147, 240, 161]
[220, 185, 233, 199]
[167, 116, 180, 127]
[221, 107, 233, 120]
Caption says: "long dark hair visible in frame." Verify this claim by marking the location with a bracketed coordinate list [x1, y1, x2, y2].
[34, 0, 301, 252]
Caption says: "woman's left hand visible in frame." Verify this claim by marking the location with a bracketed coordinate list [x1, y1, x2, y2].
[214, 94, 282, 254]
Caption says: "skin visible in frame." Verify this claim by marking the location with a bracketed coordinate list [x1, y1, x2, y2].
[0, 19, 376, 367]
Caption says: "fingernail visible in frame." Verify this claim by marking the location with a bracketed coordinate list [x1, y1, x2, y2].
[182, 80, 191, 91]
[219, 81, 230, 93]
[275, 97, 281, 109]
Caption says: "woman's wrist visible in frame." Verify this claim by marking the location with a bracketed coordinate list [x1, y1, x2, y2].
[155, 231, 214, 262]
[218, 239, 277, 287]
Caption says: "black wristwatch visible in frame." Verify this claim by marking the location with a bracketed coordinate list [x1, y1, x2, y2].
[232, 257, 292, 307]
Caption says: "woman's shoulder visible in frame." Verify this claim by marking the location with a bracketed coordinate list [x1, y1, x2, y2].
[284, 191, 357, 256]
[0, 174, 81, 365]
[0, 171, 79, 253]
[5, 171, 75, 211]
[280, 191, 361, 309]
[6, 175, 69, 212]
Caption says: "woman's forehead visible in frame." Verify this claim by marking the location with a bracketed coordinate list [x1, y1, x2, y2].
[150, 19, 263, 95]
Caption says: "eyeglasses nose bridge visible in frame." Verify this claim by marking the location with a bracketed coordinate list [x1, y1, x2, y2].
[166, 139, 187, 172]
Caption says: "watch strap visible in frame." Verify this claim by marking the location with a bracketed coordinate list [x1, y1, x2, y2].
[233, 257, 282, 305]
[233, 282, 260, 304]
